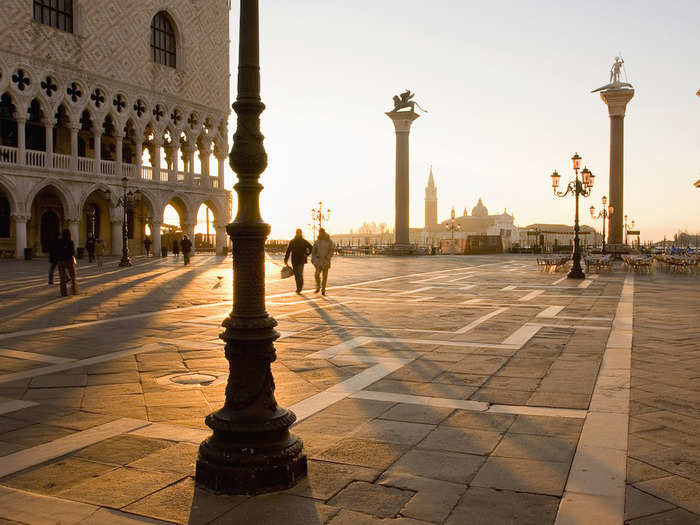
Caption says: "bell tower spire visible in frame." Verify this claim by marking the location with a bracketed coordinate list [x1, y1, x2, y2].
[425, 165, 438, 229]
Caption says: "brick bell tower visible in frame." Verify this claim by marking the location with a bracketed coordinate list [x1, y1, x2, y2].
[425, 165, 438, 230]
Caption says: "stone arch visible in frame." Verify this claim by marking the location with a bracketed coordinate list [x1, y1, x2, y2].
[25, 178, 76, 219]
[161, 192, 193, 227]
[191, 195, 228, 225]
[0, 175, 19, 216]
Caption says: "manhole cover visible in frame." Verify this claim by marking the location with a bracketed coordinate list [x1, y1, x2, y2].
[156, 371, 225, 388]
[170, 373, 217, 386]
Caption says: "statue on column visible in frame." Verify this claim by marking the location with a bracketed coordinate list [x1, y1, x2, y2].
[592, 57, 633, 92]
[391, 90, 428, 113]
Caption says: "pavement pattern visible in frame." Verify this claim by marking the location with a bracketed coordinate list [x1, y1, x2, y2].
[0, 254, 697, 524]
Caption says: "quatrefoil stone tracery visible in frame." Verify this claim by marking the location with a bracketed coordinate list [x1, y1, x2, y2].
[67, 83, 82, 102]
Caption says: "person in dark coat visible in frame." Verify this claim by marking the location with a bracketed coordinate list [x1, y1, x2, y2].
[48, 236, 61, 285]
[143, 236, 152, 257]
[85, 234, 96, 263]
[284, 229, 313, 294]
[57, 229, 78, 297]
[181, 235, 193, 266]
[172, 239, 180, 258]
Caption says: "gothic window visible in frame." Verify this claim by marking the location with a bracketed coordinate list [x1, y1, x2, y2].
[33, 0, 73, 33]
[150, 12, 177, 68]
[0, 196, 10, 238]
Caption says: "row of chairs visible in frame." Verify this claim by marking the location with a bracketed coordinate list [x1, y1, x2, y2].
[653, 254, 698, 274]
[536, 255, 570, 273]
[584, 254, 613, 273]
[621, 254, 653, 273]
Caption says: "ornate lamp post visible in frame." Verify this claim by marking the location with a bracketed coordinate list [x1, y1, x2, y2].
[195, 0, 307, 494]
[107, 176, 140, 267]
[590, 195, 613, 253]
[311, 201, 331, 240]
[446, 206, 461, 240]
[446, 207, 461, 254]
[551, 152, 595, 279]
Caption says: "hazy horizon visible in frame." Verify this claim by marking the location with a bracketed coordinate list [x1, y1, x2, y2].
[204, 1, 700, 243]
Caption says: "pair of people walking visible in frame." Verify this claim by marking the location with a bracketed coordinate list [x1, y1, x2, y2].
[48, 230, 78, 296]
[284, 228, 334, 295]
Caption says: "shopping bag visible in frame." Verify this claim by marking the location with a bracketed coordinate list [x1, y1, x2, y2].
[280, 265, 294, 279]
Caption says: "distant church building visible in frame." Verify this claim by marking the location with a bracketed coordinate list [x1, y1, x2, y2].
[415, 168, 518, 252]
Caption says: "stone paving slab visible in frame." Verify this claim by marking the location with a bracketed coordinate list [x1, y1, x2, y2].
[0, 255, 697, 523]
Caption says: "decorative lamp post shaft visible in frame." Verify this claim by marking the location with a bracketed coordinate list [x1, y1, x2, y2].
[551, 154, 593, 279]
[195, 0, 307, 494]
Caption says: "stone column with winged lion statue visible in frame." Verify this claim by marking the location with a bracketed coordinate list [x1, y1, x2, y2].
[386, 90, 426, 248]
[592, 57, 634, 252]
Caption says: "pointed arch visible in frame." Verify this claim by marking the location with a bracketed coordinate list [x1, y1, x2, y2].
[25, 178, 76, 219]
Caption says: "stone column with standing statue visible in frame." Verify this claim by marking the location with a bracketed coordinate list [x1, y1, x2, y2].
[592, 57, 634, 253]
[386, 90, 426, 249]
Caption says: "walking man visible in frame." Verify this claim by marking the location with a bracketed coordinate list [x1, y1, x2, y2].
[181, 235, 193, 266]
[85, 233, 96, 263]
[57, 229, 78, 297]
[172, 239, 180, 258]
[48, 235, 60, 285]
[312, 228, 334, 295]
[143, 236, 152, 257]
[284, 228, 312, 294]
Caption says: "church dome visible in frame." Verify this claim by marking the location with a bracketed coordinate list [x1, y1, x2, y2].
[471, 198, 488, 217]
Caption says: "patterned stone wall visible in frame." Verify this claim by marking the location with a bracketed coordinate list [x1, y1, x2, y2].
[0, 0, 229, 114]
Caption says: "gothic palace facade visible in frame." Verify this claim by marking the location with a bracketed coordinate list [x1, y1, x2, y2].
[0, 0, 231, 258]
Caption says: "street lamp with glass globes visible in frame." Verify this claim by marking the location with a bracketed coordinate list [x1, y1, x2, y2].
[446, 207, 461, 240]
[550, 152, 595, 279]
[446, 207, 461, 254]
[590, 195, 613, 253]
[105, 176, 141, 267]
[311, 201, 331, 241]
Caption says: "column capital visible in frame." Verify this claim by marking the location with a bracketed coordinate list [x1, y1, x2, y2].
[66, 217, 81, 225]
[15, 116, 27, 124]
[385, 109, 420, 133]
[42, 117, 58, 128]
[11, 214, 30, 223]
[599, 88, 635, 118]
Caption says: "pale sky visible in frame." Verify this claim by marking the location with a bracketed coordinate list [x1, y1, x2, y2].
[216, 1, 700, 242]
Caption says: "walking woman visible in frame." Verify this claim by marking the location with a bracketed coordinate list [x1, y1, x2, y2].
[311, 228, 334, 295]
[57, 229, 78, 296]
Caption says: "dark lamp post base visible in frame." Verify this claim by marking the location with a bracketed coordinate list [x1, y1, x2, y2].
[196, 412, 307, 494]
[118, 258, 132, 267]
[567, 267, 585, 279]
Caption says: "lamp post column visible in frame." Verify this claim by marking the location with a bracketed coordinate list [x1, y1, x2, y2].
[195, 0, 307, 494]
[599, 88, 634, 250]
[386, 110, 419, 246]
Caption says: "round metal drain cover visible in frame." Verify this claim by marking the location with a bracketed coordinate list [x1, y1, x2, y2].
[169, 373, 217, 386]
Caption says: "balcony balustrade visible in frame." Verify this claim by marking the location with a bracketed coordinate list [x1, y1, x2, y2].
[0, 145, 223, 190]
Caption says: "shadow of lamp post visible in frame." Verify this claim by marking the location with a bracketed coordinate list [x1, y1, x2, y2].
[195, 0, 307, 494]
[551, 152, 595, 279]
[590, 195, 613, 254]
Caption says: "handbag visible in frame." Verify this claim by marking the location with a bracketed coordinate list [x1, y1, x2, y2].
[280, 265, 294, 279]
